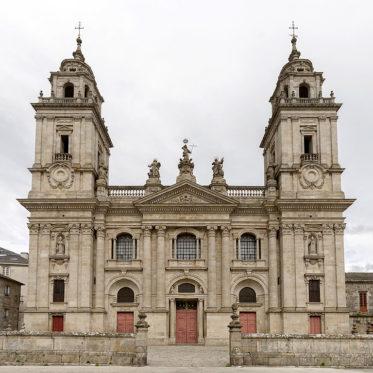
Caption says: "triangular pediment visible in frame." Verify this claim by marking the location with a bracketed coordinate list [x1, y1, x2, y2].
[134, 180, 237, 207]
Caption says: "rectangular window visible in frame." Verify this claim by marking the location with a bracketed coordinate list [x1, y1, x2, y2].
[258, 239, 262, 259]
[304, 135, 313, 154]
[4, 286, 10, 296]
[309, 279, 320, 303]
[53, 279, 65, 303]
[309, 316, 321, 334]
[360, 291, 368, 313]
[4, 309, 9, 320]
[52, 315, 64, 332]
[61, 135, 69, 153]
[3, 266, 10, 277]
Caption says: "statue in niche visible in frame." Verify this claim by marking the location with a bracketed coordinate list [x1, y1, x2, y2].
[212, 158, 224, 178]
[97, 158, 108, 182]
[147, 159, 161, 179]
[308, 235, 318, 255]
[56, 234, 66, 255]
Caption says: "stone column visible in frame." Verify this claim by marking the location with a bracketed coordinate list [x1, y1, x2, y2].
[80, 223, 93, 308]
[27, 224, 39, 308]
[67, 224, 80, 308]
[198, 298, 204, 343]
[142, 226, 152, 309]
[95, 225, 105, 310]
[169, 298, 176, 343]
[334, 223, 347, 308]
[221, 226, 231, 308]
[294, 224, 305, 308]
[207, 226, 217, 308]
[280, 224, 295, 309]
[268, 225, 278, 309]
[156, 226, 166, 308]
[323, 224, 337, 309]
[37, 224, 51, 309]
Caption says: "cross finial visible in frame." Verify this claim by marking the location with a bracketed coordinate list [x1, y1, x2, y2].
[75, 21, 84, 38]
[289, 21, 298, 39]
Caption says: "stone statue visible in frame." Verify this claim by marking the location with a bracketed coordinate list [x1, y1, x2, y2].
[147, 159, 161, 178]
[56, 234, 65, 255]
[177, 142, 196, 183]
[212, 158, 224, 178]
[181, 144, 191, 162]
[266, 164, 277, 188]
[308, 235, 317, 255]
[98, 158, 108, 181]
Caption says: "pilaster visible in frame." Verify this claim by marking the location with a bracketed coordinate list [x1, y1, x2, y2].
[79, 223, 93, 308]
[37, 224, 51, 309]
[322, 224, 337, 309]
[334, 223, 346, 308]
[142, 226, 152, 309]
[207, 226, 217, 309]
[280, 224, 295, 309]
[155, 226, 166, 309]
[27, 223, 39, 308]
[67, 224, 80, 308]
[221, 226, 231, 308]
[94, 224, 105, 310]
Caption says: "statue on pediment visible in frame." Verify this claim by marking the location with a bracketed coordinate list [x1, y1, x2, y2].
[148, 159, 161, 178]
[212, 158, 224, 178]
[210, 157, 227, 193]
[145, 159, 162, 193]
[177, 142, 196, 183]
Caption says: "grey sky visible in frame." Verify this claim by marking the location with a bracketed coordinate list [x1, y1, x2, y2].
[0, 0, 371, 271]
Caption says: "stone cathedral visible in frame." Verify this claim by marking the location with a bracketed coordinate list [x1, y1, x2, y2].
[19, 33, 354, 345]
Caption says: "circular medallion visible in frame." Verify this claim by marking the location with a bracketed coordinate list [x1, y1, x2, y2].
[47, 163, 74, 189]
[299, 164, 325, 189]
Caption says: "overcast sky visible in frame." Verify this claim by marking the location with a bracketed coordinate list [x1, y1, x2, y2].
[0, 0, 372, 271]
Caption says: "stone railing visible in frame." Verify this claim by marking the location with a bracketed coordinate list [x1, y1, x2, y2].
[278, 97, 336, 106]
[54, 153, 72, 162]
[300, 153, 319, 163]
[227, 186, 265, 198]
[39, 97, 91, 104]
[109, 186, 146, 198]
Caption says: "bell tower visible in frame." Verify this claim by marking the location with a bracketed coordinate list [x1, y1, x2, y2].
[29, 34, 113, 198]
[260, 32, 344, 199]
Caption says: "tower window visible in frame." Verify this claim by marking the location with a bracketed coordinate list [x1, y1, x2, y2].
[61, 135, 69, 154]
[304, 135, 313, 154]
[299, 84, 309, 98]
[84, 85, 90, 98]
[64, 83, 74, 98]
[284, 85, 289, 98]
[53, 279, 65, 303]
[308, 279, 320, 303]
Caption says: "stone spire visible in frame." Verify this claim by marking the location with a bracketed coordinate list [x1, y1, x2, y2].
[176, 140, 196, 183]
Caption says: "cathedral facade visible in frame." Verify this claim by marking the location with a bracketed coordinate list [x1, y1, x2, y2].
[19, 33, 354, 344]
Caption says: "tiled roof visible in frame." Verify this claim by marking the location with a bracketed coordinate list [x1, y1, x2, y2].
[0, 247, 28, 265]
[0, 273, 24, 285]
[345, 272, 373, 282]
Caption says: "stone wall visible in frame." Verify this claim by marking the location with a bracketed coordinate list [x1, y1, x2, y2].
[0, 330, 147, 366]
[230, 333, 373, 367]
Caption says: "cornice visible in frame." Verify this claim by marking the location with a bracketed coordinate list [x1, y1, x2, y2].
[18, 198, 98, 211]
[276, 199, 355, 211]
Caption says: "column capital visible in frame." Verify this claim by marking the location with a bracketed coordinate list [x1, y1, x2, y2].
[322, 223, 334, 235]
[155, 226, 166, 236]
[69, 223, 80, 235]
[334, 223, 346, 234]
[40, 224, 51, 235]
[268, 224, 279, 237]
[81, 223, 93, 235]
[293, 224, 305, 235]
[95, 225, 106, 238]
[207, 226, 217, 236]
[221, 225, 231, 237]
[280, 223, 293, 235]
[141, 226, 153, 236]
[27, 223, 39, 235]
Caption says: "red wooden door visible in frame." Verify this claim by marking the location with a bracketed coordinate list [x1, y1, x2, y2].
[176, 309, 197, 344]
[117, 312, 134, 333]
[240, 312, 256, 333]
[309, 316, 321, 334]
[52, 315, 64, 332]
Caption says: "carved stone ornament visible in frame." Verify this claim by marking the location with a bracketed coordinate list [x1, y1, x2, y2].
[47, 162, 74, 189]
[177, 143, 196, 183]
[299, 164, 325, 189]
[55, 234, 66, 255]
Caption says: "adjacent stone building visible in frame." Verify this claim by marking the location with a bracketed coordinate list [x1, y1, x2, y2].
[0, 274, 23, 330]
[0, 248, 28, 328]
[18, 32, 354, 344]
[346, 272, 373, 334]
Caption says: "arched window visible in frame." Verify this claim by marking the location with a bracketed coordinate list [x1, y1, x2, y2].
[116, 234, 134, 261]
[284, 85, 289, 98]
[64, 83, 74, 98]
[176, 234, 197, 260]
[178, 283, 195, 293]
[240, 234, 256, 261]
[117, 287, 134, 303]
[239, 287, 256, 303]
[299, 84, 309, 98]
[84, 85, 90, 98]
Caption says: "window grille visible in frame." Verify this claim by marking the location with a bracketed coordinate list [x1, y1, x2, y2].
[116, 234, 134, 261]
[176, 234, 197, 260]
[359, 291, 368, 313]
[117, 287, 135, 303]
[239, 234, 256, 261]
[308, 279, 320, 302]
[239, 287, 256, 303]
